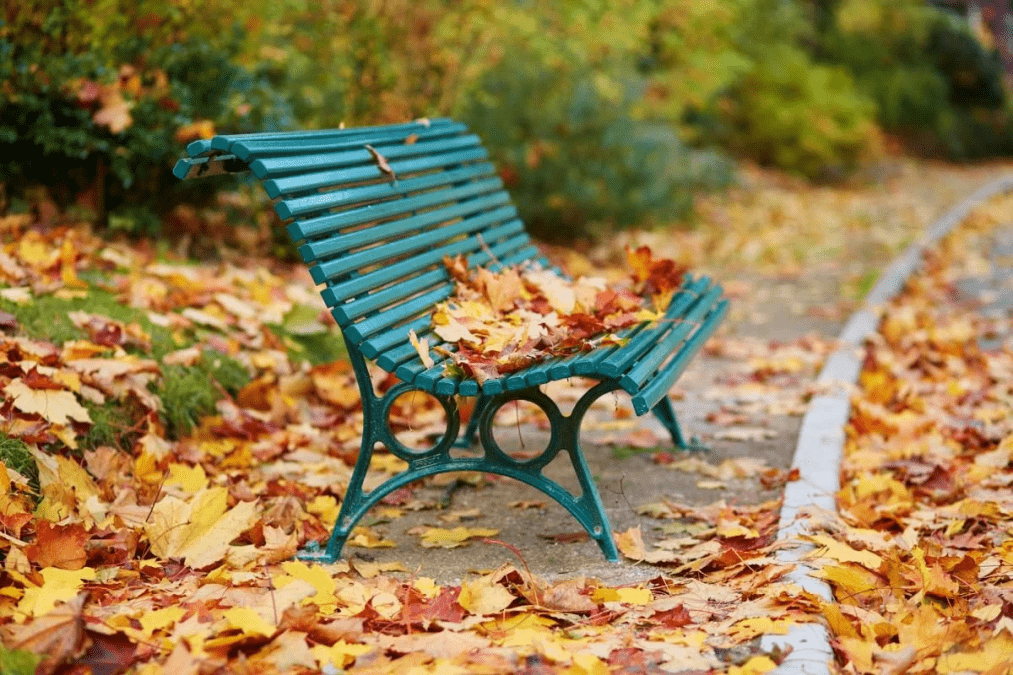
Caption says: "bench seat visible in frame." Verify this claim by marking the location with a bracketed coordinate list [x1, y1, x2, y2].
[175, 118, 728, 564]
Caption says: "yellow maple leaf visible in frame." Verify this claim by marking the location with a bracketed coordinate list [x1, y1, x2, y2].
[165, 463, 207, 494]
[312, 640, 374, 670]
[458, 576, 516, 615]
[419, 526, 499, 548]
[16, 567, 96, 620]
[275, 560, 339, 610]
[346, 526, 396, 548]
[221, 607, 275, 638]
[5, 378, 91, 427]
[137, 606, 186, 639]
[805, 533, 884, 570]
[144, 487, 259, 569]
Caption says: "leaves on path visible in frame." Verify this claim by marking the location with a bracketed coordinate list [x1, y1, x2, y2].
[0, 214, 812, 673]
[813, 193, 1013, 674]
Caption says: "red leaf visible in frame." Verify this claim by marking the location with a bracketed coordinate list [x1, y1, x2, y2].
[651, 604, 692, 628]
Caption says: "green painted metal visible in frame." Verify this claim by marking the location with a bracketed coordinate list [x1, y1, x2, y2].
[174, 119, 728, 564]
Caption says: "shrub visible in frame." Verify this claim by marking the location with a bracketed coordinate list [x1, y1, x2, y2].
[714, 45, 880, 179]
[0, 0, 290, 229]
[814, 0, 1011, 159]
[458, 50, 732, 241]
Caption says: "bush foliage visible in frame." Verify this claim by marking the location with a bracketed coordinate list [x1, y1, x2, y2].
[1, 0, 1011, 239]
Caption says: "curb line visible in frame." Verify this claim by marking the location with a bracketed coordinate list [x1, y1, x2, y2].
[760, 174, 1013, 674]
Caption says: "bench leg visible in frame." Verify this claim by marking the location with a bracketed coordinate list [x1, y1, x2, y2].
[453, 394, 490, 449]
[652, 395, 708, 452]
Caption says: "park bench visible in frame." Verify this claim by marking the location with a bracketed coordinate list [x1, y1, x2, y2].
[174, 118, 729, 562]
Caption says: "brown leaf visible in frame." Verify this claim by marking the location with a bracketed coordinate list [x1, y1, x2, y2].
[77, 630, 137, 675]
[651, 603, 692, 628]
[364, 144, 396, 181]
[25, 520, 89, 570]
[539, 578, 597, 613]
[615, 525, 647, 562]
[2, 594, 86, 675]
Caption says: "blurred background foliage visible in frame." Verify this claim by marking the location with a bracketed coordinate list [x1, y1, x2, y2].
[1, 0, 1011, 242]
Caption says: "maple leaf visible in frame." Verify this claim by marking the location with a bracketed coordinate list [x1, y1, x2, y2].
[2, 594, 86, 675]
[458, 576, 516, 615]
[4, 378, 91, 427]
[418, 526, 499, 548]
[92, 89, 133, 133]
[144, 487, 259, 568]
[24, 521, 89, 570]
[615, 525, 647, 561]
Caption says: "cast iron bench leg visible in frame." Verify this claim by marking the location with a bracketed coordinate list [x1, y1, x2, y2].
[454, 394, 490, 449]
[651, 395, 708, 452]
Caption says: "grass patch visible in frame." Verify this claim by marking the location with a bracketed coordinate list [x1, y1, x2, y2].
[156, 351, 250, 438]
[0, 433, 37, 488]
[269, 304, 348, 367]
[610, 445, 662, 461]
[1, 281, 255, 441]
[81, 399, 147, 452]
[280, 330, 348, 366]
[0, 286, 177, 358]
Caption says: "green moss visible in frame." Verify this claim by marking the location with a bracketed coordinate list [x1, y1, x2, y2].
[279, 330, 348, 367]
[611, 445, 661, 461]
[80, 399, 146, 452]
[0, 646, 42, 675]
[158, 364, 220, 438]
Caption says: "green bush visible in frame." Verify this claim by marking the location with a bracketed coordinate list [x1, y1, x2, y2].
[713, 45, 880, 179]
[0, 0, 290, 228]
[815, 0, 1012, 159]
[458, 45, 732, 241]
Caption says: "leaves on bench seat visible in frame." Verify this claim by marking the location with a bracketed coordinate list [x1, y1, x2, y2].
[412, 247, 684, 383]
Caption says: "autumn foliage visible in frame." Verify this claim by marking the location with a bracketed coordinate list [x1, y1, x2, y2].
[416, 248, 683, 383]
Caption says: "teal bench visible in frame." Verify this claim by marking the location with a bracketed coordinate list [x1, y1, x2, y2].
[174, 119, 729, 562]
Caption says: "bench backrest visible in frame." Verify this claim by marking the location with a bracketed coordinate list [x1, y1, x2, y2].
[174, 119, 546, 358]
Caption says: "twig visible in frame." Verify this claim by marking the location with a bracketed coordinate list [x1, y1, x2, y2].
[476, 233, 503, 268]
[482, 538, 542, 604]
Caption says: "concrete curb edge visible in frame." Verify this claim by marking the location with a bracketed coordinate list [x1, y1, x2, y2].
[759, 174, 1013, 674]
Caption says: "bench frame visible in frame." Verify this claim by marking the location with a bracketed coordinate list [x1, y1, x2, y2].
[174, 119, 728, 563]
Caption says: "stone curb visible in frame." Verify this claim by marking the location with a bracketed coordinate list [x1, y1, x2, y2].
[760, 175, 1013, 674]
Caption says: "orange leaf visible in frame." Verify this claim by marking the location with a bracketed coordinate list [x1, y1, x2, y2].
[25, 521, 89, 571]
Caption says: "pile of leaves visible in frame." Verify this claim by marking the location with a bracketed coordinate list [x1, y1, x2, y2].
[0, 212, 825, 674]
[415, 247, 687, 383]
[807, 194, 1013, 673]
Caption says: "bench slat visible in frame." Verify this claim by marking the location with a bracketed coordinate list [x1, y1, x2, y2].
[329, 220, 526, 324]
[299, 191, 511, 265]
[229, 122, 468, 161]
[351, 232, 534, 353]
[278, 162, 496, 220]
[291, 176, 503, 243]
[620, 284, 724, 392]
[359, 315, 432, 360]
[319, 211, 520, 306]
[630, 299, 729, 415]
[597, 277, 707, 378]
[251, 134, 482, 179]
[308, 203, 518, 284]
[266, 147, 489, 199]
[195, 118, 455, 156]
